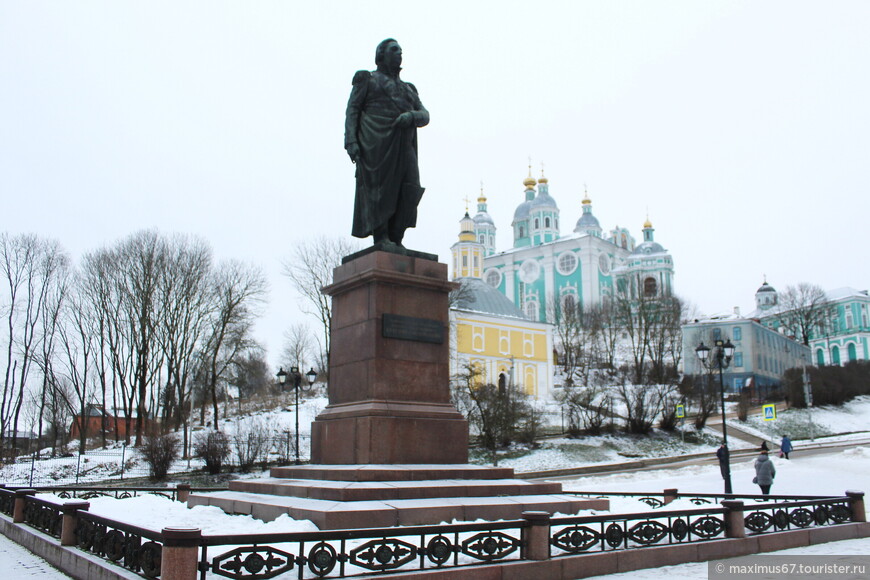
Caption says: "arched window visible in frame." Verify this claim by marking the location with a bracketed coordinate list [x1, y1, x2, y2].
[848, 343, 857, 362]
[561, 293, 577, 317]
[534, 218, 539, 229]
[519, 226, 525, 238]
[498, 373, 507, 394]
[545, 217, 551, 228]
[525, 301, 539, 321]
[479, 234, 485, 244]
[832, 346, 841, 365]
[816, 349, 825, 366]
[644, 277, 657, 296]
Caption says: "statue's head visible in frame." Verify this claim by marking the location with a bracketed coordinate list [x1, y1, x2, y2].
[375, 38, 402, 71]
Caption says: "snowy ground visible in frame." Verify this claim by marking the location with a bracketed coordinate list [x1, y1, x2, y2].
[4, 445, 869, 578]
[4, 395, 870, 577]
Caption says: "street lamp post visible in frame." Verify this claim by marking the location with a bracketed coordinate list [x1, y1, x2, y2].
[696, 339, 736, 494]
[277, 366, 318, 464]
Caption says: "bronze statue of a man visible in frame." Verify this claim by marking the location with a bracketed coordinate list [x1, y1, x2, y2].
[345, 39, 429, 248]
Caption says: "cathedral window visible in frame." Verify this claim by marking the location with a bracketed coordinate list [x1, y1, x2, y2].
[643, 277, 657, 297]
[534, 218, 539, 229]
[545, 217, 551, 228]
[561, 293, 578, 316]
[557, 252, 578, 275]
[519, 226, 525, 238]
[484, 269, 502, 288]
[525, 301, 539, 321]
[479, 234, 485, 244]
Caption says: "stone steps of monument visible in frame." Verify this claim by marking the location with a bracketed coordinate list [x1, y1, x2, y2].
[268, 464, 515, 482]
[187, 490, 608, 530]
[228, 477, 562, 502]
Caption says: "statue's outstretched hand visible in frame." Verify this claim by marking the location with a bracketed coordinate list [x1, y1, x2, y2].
[393, 112, 414, 128]
[347, 143, 360, 163]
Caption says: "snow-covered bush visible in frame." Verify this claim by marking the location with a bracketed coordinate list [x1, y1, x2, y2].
[193, 430, 231, 474]
[139, 434, 180, 480]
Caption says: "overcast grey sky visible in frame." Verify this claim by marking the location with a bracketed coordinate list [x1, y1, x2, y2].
[2, 1, 868, 367]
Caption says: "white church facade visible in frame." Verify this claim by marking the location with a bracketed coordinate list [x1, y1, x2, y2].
[471, 169, 676, 321]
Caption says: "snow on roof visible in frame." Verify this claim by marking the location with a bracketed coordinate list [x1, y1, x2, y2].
[825, 287, 869, 301]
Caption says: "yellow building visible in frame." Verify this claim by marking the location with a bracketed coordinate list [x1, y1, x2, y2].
[450, 208, 554, 399]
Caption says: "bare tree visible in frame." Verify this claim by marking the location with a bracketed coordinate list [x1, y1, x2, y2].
[548, 294, 596, 387]
[0, 234, 68, 455]
[111, 231, 168, 444]
[281, 236, 359, 376]
[645, 295, 685, 385]
[282, 321, 314, 373]
[80, 248, 135, 444]
[199, 260, 267, 430]
[778, 283, 828, 345]
[614, 285, 653, 386]
[155, 234, 212, 457]
[590, 299, 620, 372]
[55, 275, 99, 453]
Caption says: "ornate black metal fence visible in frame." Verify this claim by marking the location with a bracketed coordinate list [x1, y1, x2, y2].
[22, 494, 63, 539]
[550, 506, 728, 555]
[742, 496, 853, 534]
[201, 519, 525, 579]
[1, 487, 863, 580]
[76, 509, 165, 579]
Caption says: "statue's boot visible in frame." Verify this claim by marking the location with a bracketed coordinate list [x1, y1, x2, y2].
[373, 225, 390, 245]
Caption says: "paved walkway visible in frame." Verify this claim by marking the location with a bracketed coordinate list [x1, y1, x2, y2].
[0, 532, 70, 579]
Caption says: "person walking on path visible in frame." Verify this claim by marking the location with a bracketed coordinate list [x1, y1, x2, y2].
[715, 444, 729, 480]
[780, 435, 793, 459]
[753, 448, 776, 495]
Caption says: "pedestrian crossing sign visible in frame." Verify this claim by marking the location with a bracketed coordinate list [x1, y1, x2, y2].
[762, 404, 776, 421]
[675, 404, 685, 419]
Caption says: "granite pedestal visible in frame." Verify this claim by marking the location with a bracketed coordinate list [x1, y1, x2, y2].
[188, 249, 607, 529]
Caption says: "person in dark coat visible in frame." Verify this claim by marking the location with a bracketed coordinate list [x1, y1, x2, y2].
[760, 440, 769, 452]
[345, 39, 430, 248]
[754, 449, 776, 495]
[780, 435, 793, 459]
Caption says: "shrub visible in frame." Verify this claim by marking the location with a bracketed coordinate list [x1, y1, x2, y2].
[193, 430, 231, 475]
[232, 418, 270, 472]
[139, 434, 180, 481]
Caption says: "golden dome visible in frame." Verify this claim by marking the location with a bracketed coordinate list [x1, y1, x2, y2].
[644, 218, 653, 228]
[523, 176, 536, 188]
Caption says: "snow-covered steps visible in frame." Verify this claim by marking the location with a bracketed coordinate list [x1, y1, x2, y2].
[187, 464, 608, 529]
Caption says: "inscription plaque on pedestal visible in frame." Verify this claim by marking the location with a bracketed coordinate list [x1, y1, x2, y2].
[382, 314, 444, 344]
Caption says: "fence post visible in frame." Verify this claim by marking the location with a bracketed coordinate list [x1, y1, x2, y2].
[75, 453, 82, 485]
[120, 443, 126, 480]
[176, 484, 191, 503]
[846, 490, 866, 523]
[663, 488, 678, 505]
[60, 501, 90, 546]
[721, 500, 745, 538]
[521, 511, 551, 561]
[13, 489, 36, 523]
[161, 527, 201, 580]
